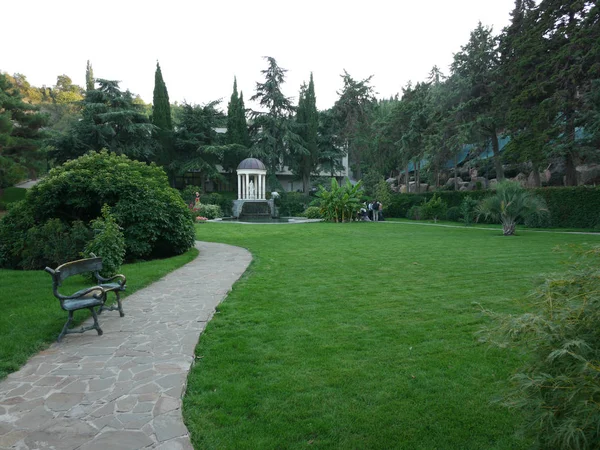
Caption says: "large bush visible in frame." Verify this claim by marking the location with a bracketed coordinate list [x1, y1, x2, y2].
[0, 150, 195, 269]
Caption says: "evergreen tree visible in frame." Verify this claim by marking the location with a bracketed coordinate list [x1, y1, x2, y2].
[50, 79, 156, 164]
[293, 73, 319, 194]
[0, 73, 48, 186]
[152, 62, 172, 131]
[451, 23, 505, 180]
[152, 62, 174, 181]
[85, 60, 94, 92]
[250, 57, 304, 189]
[223, 77, 250, 172]
[332, 71, 376, 179]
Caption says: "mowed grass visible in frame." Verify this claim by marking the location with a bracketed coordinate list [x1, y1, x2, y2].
[184, 222, 600, 450]
[0, 247, 199, 379]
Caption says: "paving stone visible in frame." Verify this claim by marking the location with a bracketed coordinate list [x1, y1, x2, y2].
[23, 419, 96, 450]
[62, 380, 88, 394]
[35, 376, 64, 386]
[0, 430, 27, 448]
[89, 377, 115, 391]
[153, 411, 189, 442]
[79, 430, 154, 450]
[116, 396, 137, 412]
[155, 437, 194, 450]
[14, 406, 54, 430]
[45, 393, 84, 412]
[153, 396, 180, 416]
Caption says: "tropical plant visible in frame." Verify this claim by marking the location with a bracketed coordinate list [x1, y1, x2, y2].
[480, 245, 600, 449]
[316, 178, 363, 223]
[476, 181, 547, 235]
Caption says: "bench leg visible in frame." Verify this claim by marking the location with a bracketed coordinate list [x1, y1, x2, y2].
[98, 292, 125, 317]
[57, 311, 74, 342]
[90, 307, 103, 336]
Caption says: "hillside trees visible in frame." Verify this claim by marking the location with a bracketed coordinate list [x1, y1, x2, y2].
[50, 79, 156, 164]
[0, 73, 48, 187]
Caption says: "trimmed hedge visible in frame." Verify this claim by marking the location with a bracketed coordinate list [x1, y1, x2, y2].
[387, 187, 600, 229]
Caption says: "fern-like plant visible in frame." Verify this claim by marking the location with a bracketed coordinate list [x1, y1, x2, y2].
[479, 245, 600, 449]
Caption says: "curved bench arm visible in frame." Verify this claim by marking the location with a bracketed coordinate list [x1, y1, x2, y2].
[96, 273, 126, 288]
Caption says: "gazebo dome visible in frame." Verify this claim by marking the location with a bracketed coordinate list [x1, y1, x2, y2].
[237, 158, 266, 171]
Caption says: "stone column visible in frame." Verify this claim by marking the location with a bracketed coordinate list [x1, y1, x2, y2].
[256, 175, 262, 200]
[245, 174, 249, 200]
[237, 174, 241, 200]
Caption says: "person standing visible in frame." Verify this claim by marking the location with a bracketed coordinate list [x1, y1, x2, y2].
[372, 200, 380, 222]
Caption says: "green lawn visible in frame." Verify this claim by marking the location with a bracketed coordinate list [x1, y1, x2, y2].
[184, 222, 600, 449]
[0, 247, 199, 379]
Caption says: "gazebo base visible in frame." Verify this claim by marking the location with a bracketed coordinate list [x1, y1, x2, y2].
[232, 199, 277, 219]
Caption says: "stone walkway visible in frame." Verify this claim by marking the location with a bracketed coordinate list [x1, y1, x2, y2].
[0, 242, 252, 450]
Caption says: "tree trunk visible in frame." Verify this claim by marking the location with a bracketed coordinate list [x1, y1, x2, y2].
[503, 220, 516, 236]
[415, 160, 420, 193]
[405, 165, 409, 193]
[530, 166, 541, 187]
[491, 131, 504, 181]
[454, 156, 459, 191]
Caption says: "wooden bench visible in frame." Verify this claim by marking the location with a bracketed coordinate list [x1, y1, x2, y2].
[45, 256, 126, 342]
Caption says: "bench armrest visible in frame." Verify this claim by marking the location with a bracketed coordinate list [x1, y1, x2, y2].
[57, 286, 106, 302]
[96, 273, 126, 288]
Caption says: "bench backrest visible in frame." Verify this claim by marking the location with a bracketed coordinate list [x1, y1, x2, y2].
[46, 257, 103, 285]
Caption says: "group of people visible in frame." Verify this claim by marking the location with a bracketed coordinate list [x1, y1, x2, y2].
[359, 200, 384, 222]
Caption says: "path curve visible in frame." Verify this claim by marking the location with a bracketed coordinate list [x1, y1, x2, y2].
[0, 241, 252, 450]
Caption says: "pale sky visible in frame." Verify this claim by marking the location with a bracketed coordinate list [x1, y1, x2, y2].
[2, 0, 516, 112]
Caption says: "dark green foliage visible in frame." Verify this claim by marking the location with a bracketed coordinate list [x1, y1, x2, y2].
[446, 206, 461, 222]
[0, 150, 194, 269]
[84, 204, 126, 277]
[533, 187, 600, 229]
[331, 71, 376, 179]
[275, 192, 309, 217]
[292, 74, 320, 194]
[50, 79, 156, 164]
[250, 57, 304, 188]
[224, 78, 250, 172]
[0, 73, 48, 186]
[406, 205, 423, 220]
[152, 62, 172, 131]
[481, 246, 600, 449]
[21, 219, 91, 270]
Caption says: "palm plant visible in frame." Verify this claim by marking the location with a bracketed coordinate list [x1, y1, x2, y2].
[476, 181, 548, 235]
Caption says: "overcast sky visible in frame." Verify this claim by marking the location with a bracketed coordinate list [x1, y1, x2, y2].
[2, 0, 516, 112]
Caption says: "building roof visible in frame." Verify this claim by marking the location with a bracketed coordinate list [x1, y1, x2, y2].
[237, 158, 266, 170]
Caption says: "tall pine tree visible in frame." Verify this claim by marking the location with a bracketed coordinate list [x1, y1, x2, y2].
[152, 62, 174, 181]
[85, 60, 94, 92]
[223, 77, 250, 172]
[294, 73, 319, 194]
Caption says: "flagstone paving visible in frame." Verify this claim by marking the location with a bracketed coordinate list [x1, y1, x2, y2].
[0, 241, 252, 450]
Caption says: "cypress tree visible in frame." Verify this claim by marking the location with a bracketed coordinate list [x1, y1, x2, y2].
[85, 60, 94, 92]
[295, 73, 319, 194]
[152, 62, 172, 131]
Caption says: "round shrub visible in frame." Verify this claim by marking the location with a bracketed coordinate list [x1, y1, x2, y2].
[446, 206, 462, 222]
[303, 206, 322, 219]
[407, 205, 423, 220]
[196, 204, 223, 220]
[0, 150, 194, 269]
